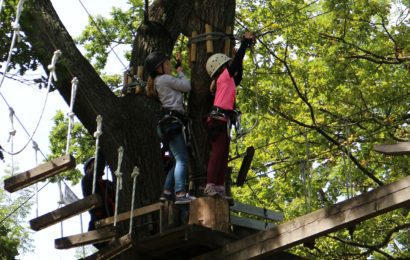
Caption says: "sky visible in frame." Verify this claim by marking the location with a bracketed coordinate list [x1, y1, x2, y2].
[0, 0, 130, 259]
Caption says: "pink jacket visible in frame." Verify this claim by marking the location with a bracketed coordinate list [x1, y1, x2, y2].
[213, 68, 235, 110]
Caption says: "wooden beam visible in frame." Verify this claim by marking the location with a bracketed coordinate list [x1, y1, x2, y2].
[83, 234, 133, 260]
[230, 215, 276, 231]
[55, 226, 117, 249]
[374, 142, 410, 155]
[230, 201, 284, 221]
[95, 202, 162, 228]
[4, 154, 76, 193]
[194, 175, 410, 260]
[30, 194, 101, 231]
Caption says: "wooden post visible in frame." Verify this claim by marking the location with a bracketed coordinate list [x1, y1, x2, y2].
[4, 154, 76, 193]
[137, 66, 144, 78]
[190, 31, 198, 62]
[224, 26, 232, 56]
[189, 196, 229, 233]
[205, 24, 213, 54]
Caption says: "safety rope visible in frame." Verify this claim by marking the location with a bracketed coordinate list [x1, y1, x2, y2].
[65, 78, 78, 155]
[187, 31, 231, 45]
[0, 0, 26, 89]
[32, 141, 39, 217]
[129, 166, 140, 234]
[113, 146, 124, 227]
[7, 107, 15, 174]
[92, 115, 103, 194]
[1, 50, 62, 156]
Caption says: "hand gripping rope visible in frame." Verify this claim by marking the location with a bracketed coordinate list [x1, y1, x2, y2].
[92, 115, 103, 194]
[129, 166, 140, 234]
[113, 146, 124, 227]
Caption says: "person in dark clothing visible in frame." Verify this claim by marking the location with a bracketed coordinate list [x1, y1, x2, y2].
[204, 32, 255, 197]
[81, 152, 115, 249]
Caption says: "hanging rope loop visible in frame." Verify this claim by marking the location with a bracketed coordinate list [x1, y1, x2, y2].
[47, 50, 62, 82]
[114, 146, 124, 190]
[65, 77, 79, 155]
[129, 165, 140, 234]
[92, 115, 103, 194]
[93, 115, 103, 138]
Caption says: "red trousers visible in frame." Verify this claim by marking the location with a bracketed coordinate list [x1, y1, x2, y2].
[207, 119, 230, 185]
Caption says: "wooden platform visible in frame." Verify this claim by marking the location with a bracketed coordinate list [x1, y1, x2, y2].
[30, 194, 101, 231]
[4, 154, 76, 193]
[82, 234, 133, 260]
[55, 226, 117, 249]
[374, 142, 410, 155]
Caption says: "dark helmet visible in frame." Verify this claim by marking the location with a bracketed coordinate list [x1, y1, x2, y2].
[83, 151, 106, 174]
[144, 51, 168, 77]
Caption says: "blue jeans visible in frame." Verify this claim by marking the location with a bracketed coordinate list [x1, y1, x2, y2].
[157, 122, 189, 193]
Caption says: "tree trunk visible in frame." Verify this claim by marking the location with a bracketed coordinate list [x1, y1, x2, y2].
[21, 0, 235, 257]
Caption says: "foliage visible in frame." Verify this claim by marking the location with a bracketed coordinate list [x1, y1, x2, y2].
[48, 110, 95, 185]
[0, 166, 34, 259]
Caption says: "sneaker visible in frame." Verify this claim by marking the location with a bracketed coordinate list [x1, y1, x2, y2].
[175, 193, 196, 205]
[159, 192, 174, 202]
[204, 183, 218, 196]
[215, 185, 226, 196]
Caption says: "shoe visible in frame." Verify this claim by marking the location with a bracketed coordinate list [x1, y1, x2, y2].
[159, 192, 174, 202]
[175, 193, 196, 205]
[216, 185, 226, 196]
[204, 183, 218, 196]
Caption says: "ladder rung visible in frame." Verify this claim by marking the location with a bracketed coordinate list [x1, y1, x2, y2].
[95, 202, 163, 228]
[4, 154, 76, 193]
[82, 234, 133, 260]
[30, 194, 102, 231]
[55, 226, 117, 249]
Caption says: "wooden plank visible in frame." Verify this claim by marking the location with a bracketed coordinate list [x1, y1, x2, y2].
[4, 154, 76, 193]
[83, 234, 133, 260]
[194, 175, 410, 260]
[95, 202, 162, 228]
[230, 215, 276, 231]
[374, 142, 410, 155]
[30, 194, 101, 231]
[236, 146, 254, 186]
[55, 226, 117, 249]
[230, 201, 284, 221]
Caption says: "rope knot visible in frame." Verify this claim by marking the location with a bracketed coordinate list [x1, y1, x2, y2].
[12, 22, 20, 31]
[115, 146, 124, 190]
[131, 166, 140, 179]
[93, 115, 103, 138]
[67, 111, 75, 118]
[48, 50, 62, 81]
[32, 141, 39, 151]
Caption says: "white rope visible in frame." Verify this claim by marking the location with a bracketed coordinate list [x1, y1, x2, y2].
[1, 50, 62, 156]
[7, 107, 15, 175]
[129, 166, 140, 234]
[0, 0, 26, 89]
[92, 115, 103, 195]
[32, 141, 39, 217]
[113, 146, 124, 227]
[65, 77, 78, 155]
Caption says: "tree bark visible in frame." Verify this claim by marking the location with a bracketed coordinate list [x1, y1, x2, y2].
[21, 0, 236, 257]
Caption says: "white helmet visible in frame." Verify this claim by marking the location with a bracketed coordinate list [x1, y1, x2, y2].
[206, 53, 231, 78]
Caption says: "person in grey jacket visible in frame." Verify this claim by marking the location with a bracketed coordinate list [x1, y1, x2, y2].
[145, 52, 195, 204]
